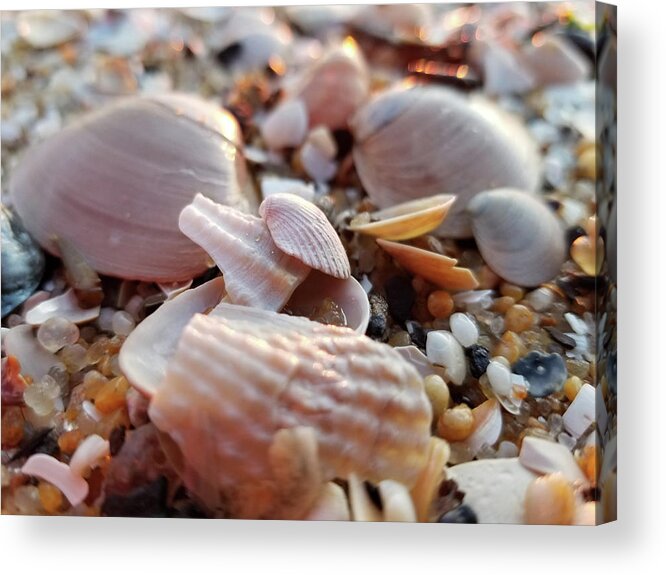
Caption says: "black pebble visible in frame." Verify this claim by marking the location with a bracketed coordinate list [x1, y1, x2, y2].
[438, 504, 478, 524]
[405, 320, 427, 349]
[545, 327, 577, 350]
[465, 345, 491, 378]
[366, 293, 389, 341]
[384, 276, 415, 324]
[215, 42, 243, 67]
[513, 351, 567, 398]
[102, 476, 169, 518]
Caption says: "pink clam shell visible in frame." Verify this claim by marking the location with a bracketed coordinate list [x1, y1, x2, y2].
[21, 453, 88, 507]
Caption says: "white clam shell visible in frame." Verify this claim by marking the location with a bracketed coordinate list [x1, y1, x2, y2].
[426, 330, 467, 386]
[519, 436, 587, 484]
[260, 99, 309, 150]
[467, 188, 566, 287]
[260, 193, 350, 279]
[4, 324, 65, 382]
[25, 289, 100, 326]
[10, 93, 254, 282]
[179, 194, 310, 310]
[290, 41, 369, 130]
[350, 86, 540, 237]
[149, 310, 431, 518]
[523, 34, 590, 87]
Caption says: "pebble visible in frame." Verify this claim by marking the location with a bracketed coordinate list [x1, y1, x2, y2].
[405, 320, 427, 349]
[486, 360, 513, 397]
[524, 286, 556, 312]
[112, 310, 135, 336]
[504, 304, 535, 333]
[385, 276, 416, 324]
[427, 290, 454, 319]
[493, 331, 527, 363]
[59, 343, 88, 373]
[437, 404, 474, 442]
[565, 312, 588, 335]
[424, 374, 449, 422]
[426, 330, 466, 385]
[23, 375, 61, 417]
[499, 283, 525, 301]
[366, 293, 389, 341]
[97, 307, 115, 332]
[465, 344, 490, 378]
[563, 375, 583, 401]
[496, 441, 519, 458]
[449, 313, 478, 347]
[36, 317, 80, 353]
[513, 351, 567, 398]
[438, 504, 478, 523]
[545, 327, 576, 349]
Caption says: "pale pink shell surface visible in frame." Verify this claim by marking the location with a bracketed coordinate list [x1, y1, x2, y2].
[10, 93, 254, 282]
[148, 309, 431, 518]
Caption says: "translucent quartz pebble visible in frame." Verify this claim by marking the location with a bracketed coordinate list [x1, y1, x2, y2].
[426, 330, 466, 385]
[37, 317, 80, 353]
[449, 313, 479, 348]
[112, 310, 135, 336]
[513, 351, 567, 398]
[59, 343, 88, 373]
[23, 375, 61, 417]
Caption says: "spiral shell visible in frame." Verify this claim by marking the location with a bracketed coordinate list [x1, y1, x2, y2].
[350, 86, 540, 237]
[148, 309, 432, 518]
[10, 93, 254, 283]
[467, 189, 566, 287]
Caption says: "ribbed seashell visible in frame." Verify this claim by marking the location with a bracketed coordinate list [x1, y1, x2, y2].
[289, 40, 369, 130]
[348, 474, 417, 522]
[10, 93, 254, 282]
[179, 194, 310, 310]
[260, 193, 350, 279]
[148, 309, 432, 518]
[410, 437, 450, 522]
[523, 34, 590, 87]
[350, 86, 540, 237]
[349, 195, 455, 241]
[467, 189, 566, 287]
[377, 239, 479, 292]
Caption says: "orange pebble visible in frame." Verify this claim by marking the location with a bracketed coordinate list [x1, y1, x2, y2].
[505, 304, 535, 333]
[1, 407, 24, 448]
[493, 331, 527, 363]
[499, 283, 525, 301]
[94, 376, 129, 415]
[578, 445, 598, 485]
[427, 290, 454, 319]
[492, 296, 515, 314]
[58, 429, 84, 455]
[437, 404, 474, 442]
[38, 481, 63, 514]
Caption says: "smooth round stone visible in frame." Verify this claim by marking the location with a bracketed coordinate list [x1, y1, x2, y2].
[426, 330, 466, 386]
[487, 359, 513, 397]
[36, 316, 79, 353]
[112, 310, 135, 337]
[449, 313, 479, 347]
[513, 351, 567, 398]
[438, 504, 478, 523]
[524, 286, 555, 312]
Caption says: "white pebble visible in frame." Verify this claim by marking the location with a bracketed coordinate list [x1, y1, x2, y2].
[37, 316, 80, 353]
[524, 287, 555, 312]
[496, 441, 519, 458]
[487, 360, 513, 396]
[449, 313, 479, 347]
[260, 99, 308, 150]
[426, 330, 466, 386]
[97, 307, 115, 332]
[112, 310, 135, 336]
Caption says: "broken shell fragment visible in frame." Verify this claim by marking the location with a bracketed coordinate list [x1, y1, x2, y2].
[350, 86, 540, 237]
[305, 482, 351, 521]
[260, 99, 309, 150]
[25, 289, 101, 326]
[467, 189, 566, 287]
[179, 193, 310, 311]
[523, 34, 590, 87]
[377, 239, 479, 292]
[10, 93, 254, 283]
[21, 453, 89, 507]
[148, 310, 431, 518]
[456, 398, 503, 456]
[410, 437, 450, 522]
[260, 193, 351, 279]
[349, 195, 455, 241]
[17, 10, 85, 49]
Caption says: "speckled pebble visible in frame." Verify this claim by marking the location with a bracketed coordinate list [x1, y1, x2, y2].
[513, 351, 567, 398]
[449, 313, 479, 348]
[465, 344, 490, 378]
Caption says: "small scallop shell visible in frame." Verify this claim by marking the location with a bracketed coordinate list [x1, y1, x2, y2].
[179, 194, 310, 311]
[467, 189, 566, 287]
[10, 93, 254, 282]
[350, 86, 540, 237]
[349, 195, 455, 241]
[289, 40, 369, 130]
[260, 193, 350, 279]
[149, 310, 432, 518]
[377, 239, 479, 292]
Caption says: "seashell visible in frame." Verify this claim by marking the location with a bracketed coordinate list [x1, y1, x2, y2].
[426, 330, 467, 386]
[523, 473, 576, 525]
[394, 346, 447, 380]
[69, 434, 110, 478]
[479, 40, 536, 96]
[10, 93, 254, 283]
[260, 193, 350, 279]
[289, 40, 370, 130]
[349, 195, 455, 241]
[21, 453, 88, 507]
[377, 239, 479, 292]
[519, 437, 587, 484]
[1, 205, 45, 317]
[467, 189, 566, 287]
[119, 278, 227, 397]
[4, 325, 65, 382]
[562, 383, 595, 439]
[299, 140, 337, 183]
[350, 86, 540, 237]
[157, 279, 193, 301]
[523, 34, 590, 87]
[56, 237, 103, 309]
[17, 10, 85, 49]
[260, 99, 309, 150]
[457, 398, 503, 456]
[148, 309, 431, 518]
[410, 437, 450, 522]
[446, 458, 538, 524]
[348, 474, 416, 522]
[304, 482, 351, 521]
[25, 289, 101, 326]
[260, 176, 315, 202]
[179, 194, 310, 310]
